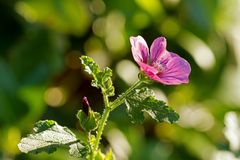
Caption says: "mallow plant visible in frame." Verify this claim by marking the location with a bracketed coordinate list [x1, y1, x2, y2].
[18, 36, 191, 160]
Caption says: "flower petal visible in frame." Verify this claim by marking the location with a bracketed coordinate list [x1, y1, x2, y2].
[130, 36, 149, 65]
[150, 37, 167, 64]
[138, 61, 159, 75]
[156, 53, 191, 85]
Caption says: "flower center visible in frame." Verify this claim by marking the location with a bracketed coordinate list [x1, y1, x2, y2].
[153, 61, 164, 73]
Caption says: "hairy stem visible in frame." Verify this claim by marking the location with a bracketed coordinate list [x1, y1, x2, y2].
[90, 79, 146, 159]
[110, 80, 144, 110]
[91, 92, 111, 159]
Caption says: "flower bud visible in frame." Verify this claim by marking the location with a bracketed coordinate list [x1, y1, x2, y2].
[82, 96, 90, 116]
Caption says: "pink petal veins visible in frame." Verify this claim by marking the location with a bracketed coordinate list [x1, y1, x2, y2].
[130, 36, 149, 64]
[138, 61, 159, 75]
[150, 37, 167, 64]
[157, 53, 191, 85]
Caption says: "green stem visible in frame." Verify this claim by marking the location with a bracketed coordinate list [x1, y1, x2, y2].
[91, 92, 111, 159]
[102, 90, 109, 108]
[94, 107, 110, 151]
[90, 79, 146, 160]
[110, 79, 144, 110]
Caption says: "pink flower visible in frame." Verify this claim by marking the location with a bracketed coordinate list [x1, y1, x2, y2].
[130, 35, 191, 85]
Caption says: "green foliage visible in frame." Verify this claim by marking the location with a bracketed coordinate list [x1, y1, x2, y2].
[77, 110, 101, 132]
[69, 142, 89, 158]
[95, 150, 105, 160]
[1, 0, 234, 159]
[11, 26, 65, 85]
[18, 120, 86, 157]
[88, 134, 97, 150]
[105, 149, 116, 160]
[92, 149, 116, 160]
[80, 56, 115, 97]
[16, 0, 90, 35]
[125, 88, 179, 124]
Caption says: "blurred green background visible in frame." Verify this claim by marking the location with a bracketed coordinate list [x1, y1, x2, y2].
[1, 0, 240, 159]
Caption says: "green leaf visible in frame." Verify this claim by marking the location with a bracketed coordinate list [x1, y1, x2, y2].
[69, 143, 89, 158]
[33, 120, 55, 133]
[18, 120, 85, 156]
[101, 67, 115, 97]
[125, 88, 179, 124]
[77, 110, 101, 132]
[80, 56, 115, 97]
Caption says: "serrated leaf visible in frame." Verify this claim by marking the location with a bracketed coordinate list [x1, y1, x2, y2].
[80, 56, 115, 97]
[77, 110, 101, 132]
[142, 96, 179, 123]
[80, 56, 101, 78]
[69, 142, 89, 158]
[101, 67, 114, 96]
[125, 88, 153, 124]
[33, 120, 55, 133]
[18, 120, 84, 155]
[125, 88, 179, 124]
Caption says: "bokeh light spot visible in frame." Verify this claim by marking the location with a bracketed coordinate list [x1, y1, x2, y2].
[178, 31, 216, 70]
[217, 67, 240, 105]
[89, 0, 106, 15]
[179, 105, 215, 131]
[3, 127, 21, 155]
[116, 60, 139, 85]
[152, 88, 168, 103]
[44, 87, 66, 107]
[224, 112, 240, 151]
[160, 17, 180, 37]
[92, 17, 106, 37]
[135, 0, 163, 16]
[105, 32, 125, 53]
[87, 51, 110, 69]
[84, 36, 104, 52]
[163, 0, 180, 8]
[15, 1, 37, 22]
[107, 129, 131, 160]
[132, 12, 150, 29]
[212, 151, 238, 160]
[105, 11, 126, 54]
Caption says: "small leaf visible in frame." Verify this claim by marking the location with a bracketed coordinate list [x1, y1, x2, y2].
[18, 120, 84, 155]
[80, 56, 101, 79]
[101, 67, 115, 96]
[77, 110, 101, 132]
[125, 88, 179, 124]
[80, 56, 115, 97]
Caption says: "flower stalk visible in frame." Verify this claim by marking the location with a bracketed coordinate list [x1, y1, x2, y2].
[90, 78, 148, 159]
